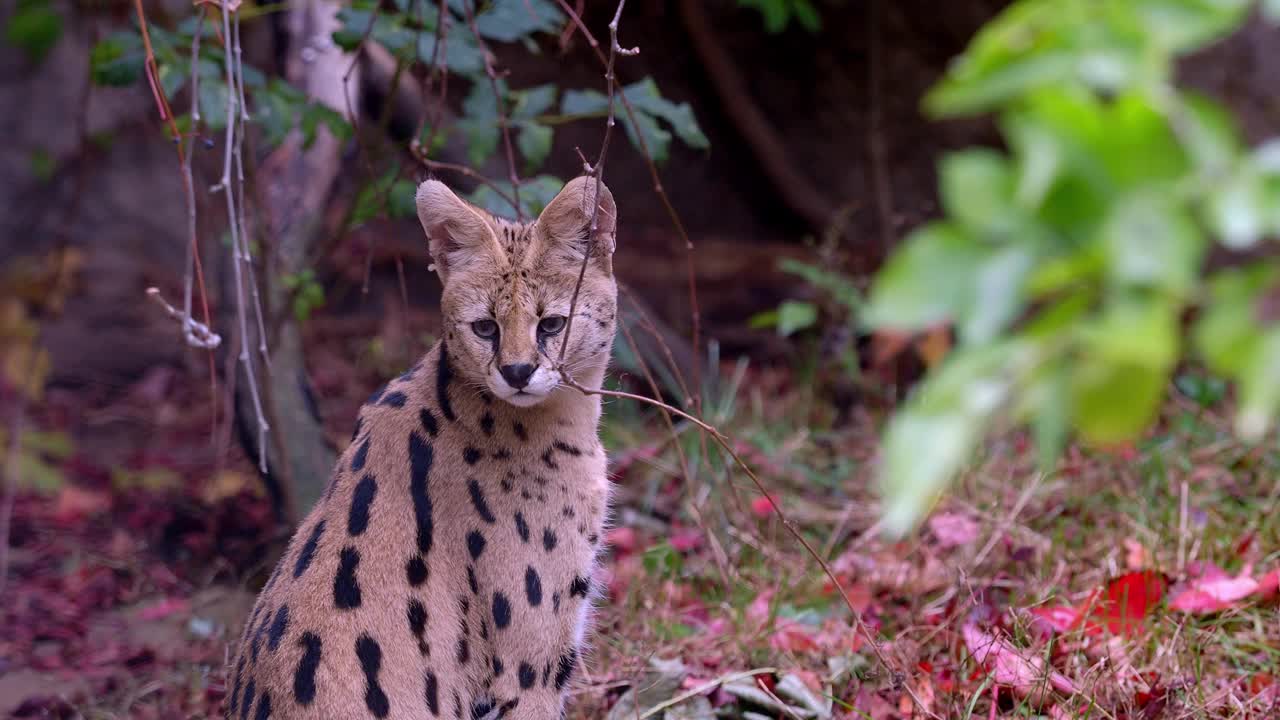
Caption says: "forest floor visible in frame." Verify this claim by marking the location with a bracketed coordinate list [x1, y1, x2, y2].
[3, 362, 1279, 719]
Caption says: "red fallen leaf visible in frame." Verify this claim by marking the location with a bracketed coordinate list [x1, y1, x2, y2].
[1030, 571, 1166, 638]
[1169, 566, 1259, 613]
[669, 528, 702, 552]
[746, 589, 774, 625]
[137, 596, 190, 621]
[1084, 571, 1166, 635]
[52, 486, 111, 523]
[750, 495, 777, 518]
[962, 623, 1077, 699]
[928, 512, 981, 548]
[604, 526, 637, 555]
[1256, 568, 1280, 598]
[769, 622, 819, 652]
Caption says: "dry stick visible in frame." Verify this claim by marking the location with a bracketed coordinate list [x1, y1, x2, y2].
[462, 0, 524, 220]
[553, 0, 702, 405]
[134, 0, 219, 438]
[232, 11, 271, 372]
[214, 0, 269, 474]
[557, 2, 631, 369]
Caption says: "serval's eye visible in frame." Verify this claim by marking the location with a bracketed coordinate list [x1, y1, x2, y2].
[472, 319, 499, 339]
[538, 315, 567, 335]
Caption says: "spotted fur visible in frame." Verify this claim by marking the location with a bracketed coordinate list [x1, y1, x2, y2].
[224, 178, 617, 719]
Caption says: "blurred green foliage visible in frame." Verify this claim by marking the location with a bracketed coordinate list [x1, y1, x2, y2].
[5, 0, 63, 63]
[865, 0, 1280, 535]
[736, 0, 822, 33]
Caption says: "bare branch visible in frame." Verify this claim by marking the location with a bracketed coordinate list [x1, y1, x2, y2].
[462, 0, 523, 219]
[214, 0, 270, 474]
[147, 287, 222, 349]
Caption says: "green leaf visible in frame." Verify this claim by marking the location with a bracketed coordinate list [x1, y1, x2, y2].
[512, 84, 557, 120]
[960, 244, 1035, 344]
[864, 223, 983, 331]
[881, 409, 980, 537]
[516, 122, 553, 171]
[1070, 360, 1166, 445]
[473, 0, 562, 42]
[622, 78, 710, 152]
[199, 77, 231, 131]
[1234, 329, 1280, 441]
[388, 179, 417, 219]
[5, 0, 62, 63]
[1078, 296, 1179, 370]
[561, 78, 708, 163]
[416, 30, 484, 74]
[1192, 264, 1280, 376]
[1029, 362, 1070, 471]
[90, 32, 145, 87]
[1206, 167, 1266, 250]
[940, 149, 1017, 235]
[778, 259, 861, 312]
[774, 300, 818, 337]
[1101, 192, 1203, 295]
[468, 174, 565, 218]
[458, 80, 505, 166]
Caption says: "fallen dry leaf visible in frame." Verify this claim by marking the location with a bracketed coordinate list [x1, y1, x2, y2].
[1169, 564, 1260, 613]
[962, 623, 1077, 702]
[1031, 571, 1166, 637]
[928, 512, 980, 548]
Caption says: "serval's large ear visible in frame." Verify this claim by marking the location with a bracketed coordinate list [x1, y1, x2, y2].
[535, 176, 616, 274]
[415, 179, 500, 283]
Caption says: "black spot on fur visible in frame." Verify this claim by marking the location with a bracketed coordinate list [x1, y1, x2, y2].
[512, 421, 528, 442]
[468, 564, 479, 594]
[480, 412, 495, 436]
[456, 635, 470, 664]
[293, 520, 325, 578]
[453, 691, 462, 719]
[552, 592, 562, 613]
[542, 527, 558, 552]
[356, 634, 390, 718]
[253, 691, 271, 720]
[380, 391, 408, 408]
[492, 592, 512, 629]
[467, 530, 486, 559]
[541, 448, 558, 470]
[554, 648, 577, 691]
[424, 671, 439, 715]
[437, 345, 457, 421]
[293, 633, 321, 706]
[514, 512, 530, 542]
[553, 441, 583, 456]
[266, 605, 289, 652]
[471, 699, 494, 720]
[367, 384, 386, 406]
[492, 448, 511, 460]
[463, 446, 482, 465]
[492, 656, 504, 676]
[495, 699, 519, 718]
[468, 479, 496, 523]
[409, 432, 434, 553]
[562, 505, 575, 518]
[351, 436, 371, 472]
[479, 618, 490, 641]
[518, 662, 536, 689]
[347, 474, 377, 536]
[409, 599, 429, 655]
[351, 415, 363, 441]
[229, 656, 246, 715]
[334, 546, 362, 609]
[501, 473, 514, 493]
[570, 575, 590, 598]
[239, 678, 256, 720]
[525, 566, 542, 606]
[407, 555, 428, 586]
[588, 533, 599, 546]
[420, 407, 439, 437]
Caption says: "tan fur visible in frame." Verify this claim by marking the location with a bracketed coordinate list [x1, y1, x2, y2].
[224, 177, 618, 720]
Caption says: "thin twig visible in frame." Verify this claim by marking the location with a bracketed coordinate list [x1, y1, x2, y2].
[213, 0, 269, 473]
[552, 0, 702, 404]
[462, 0, 524, 219]
[557, 0, 627, 366]
[147, 288, 222, 349]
